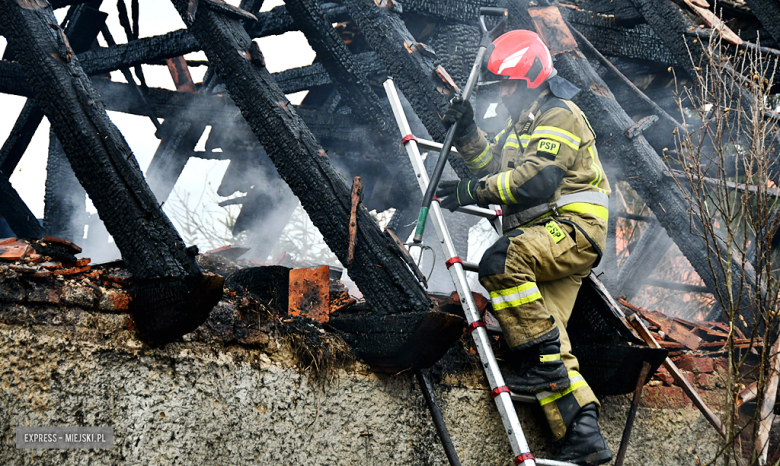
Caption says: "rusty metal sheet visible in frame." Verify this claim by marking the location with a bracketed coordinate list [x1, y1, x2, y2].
[528, 6, 578, 55]
[289, 266, 331, 323]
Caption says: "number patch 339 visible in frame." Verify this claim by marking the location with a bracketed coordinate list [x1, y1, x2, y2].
[538, 139, 561, 155]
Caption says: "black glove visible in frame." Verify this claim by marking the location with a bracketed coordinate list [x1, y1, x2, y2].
[441, 96, 477, 141]
[436, 179, 481, 212]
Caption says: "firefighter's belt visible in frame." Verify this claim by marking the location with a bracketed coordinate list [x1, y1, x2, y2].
[502, 191, 609, 234]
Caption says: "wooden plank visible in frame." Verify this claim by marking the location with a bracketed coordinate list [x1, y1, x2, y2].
[681, 0, 743, 45]
[629, 315, 726, 438]
[528, 6, 578, 55]
[347, 176, 362, 265]
[755, 336, 780, 462]
[668, 321, 703, 350]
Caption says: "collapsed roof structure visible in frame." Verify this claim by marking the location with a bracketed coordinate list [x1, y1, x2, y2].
[2, 0, 780, 462]
[1, 0, 777, 340]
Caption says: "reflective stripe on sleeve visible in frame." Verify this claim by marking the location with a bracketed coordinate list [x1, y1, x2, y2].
[466, 143, 493, 169]
[531, 126, 581, 150]
[539, 353, 562, 363]
[519, 134, 530, 149]
[536, 370, 588, 405]
[505, 134, 520, 149]
[489, 282, 542, 310]
[587, 146, 608, 195]
[497, 171, 518, 204]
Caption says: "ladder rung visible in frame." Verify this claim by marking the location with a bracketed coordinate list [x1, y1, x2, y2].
[454, 204, 501, 219]
[510, 392, 537, 404]
[461, 261, 479, 273]
[415, 137, 461, 155]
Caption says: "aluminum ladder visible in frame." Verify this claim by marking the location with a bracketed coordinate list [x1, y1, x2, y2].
[384, 78, 576, 466]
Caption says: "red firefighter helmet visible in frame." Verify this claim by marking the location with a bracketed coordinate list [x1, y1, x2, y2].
[486, 30, 554, 89]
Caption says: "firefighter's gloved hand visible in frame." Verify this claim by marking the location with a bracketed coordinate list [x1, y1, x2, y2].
[436, 179, 481, 212]
[441, 96, 477, 141]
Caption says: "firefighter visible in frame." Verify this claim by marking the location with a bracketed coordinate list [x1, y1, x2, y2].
[437, 30, 612, 465]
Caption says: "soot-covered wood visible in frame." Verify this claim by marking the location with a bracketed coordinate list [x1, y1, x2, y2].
[44, 130, 86, 243]
[285, 0, 419, 228]
[341, 0, 471, 180]
[744, 0, 780, 45]
[168, 0, 431, 315]
[615, 221, 674, 300]
[0, 171, 44, 239]
[0, 1, 222, 342]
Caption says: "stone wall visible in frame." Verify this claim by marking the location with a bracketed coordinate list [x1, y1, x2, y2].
[0, 293, 724, 466]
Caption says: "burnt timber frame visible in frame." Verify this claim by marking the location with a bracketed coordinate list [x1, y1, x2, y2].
[0, 0, 774, 334]
[0, 0, 222, 342]
[167, 0, 431, 315]
[341, 0, 472, 180]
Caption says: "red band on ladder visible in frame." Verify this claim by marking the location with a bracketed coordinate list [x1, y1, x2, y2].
[494, 209, 503, 216]
[401, 134, 418, 145]
[467, 321, 486, 333]
[514, 452, 535, 464]
[491, 386, 510, 398]
[445, 257, 463, 269]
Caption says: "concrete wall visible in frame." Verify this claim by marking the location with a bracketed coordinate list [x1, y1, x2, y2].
[0, 298, 721, 466]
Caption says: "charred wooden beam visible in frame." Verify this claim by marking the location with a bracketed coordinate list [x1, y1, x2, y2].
[507, 4, 757, 326]
[1, 1, 105, 177]
[44, 130, 86, 243]
[0, 48, 379, 96]
[0, 171, 43, 239]
[744, 0, 780, 45]
[561, 7, 680, 65]
[568, 0, 644, 25]
[168, 0, 430, 315]
[285, 0, 420, 234]
[341, 0, 471, 179]
[4, 1, 104, 236]
[627, 0, 780, 166]
[401, 0, 495, 23]
[0, 101, 44, 177]
[0, 1, 222, 342]
[271, 0, 388, 130]
[615, 221, 674, 300]
[145, 60, 207, 203]
[245, 3, 348, 38]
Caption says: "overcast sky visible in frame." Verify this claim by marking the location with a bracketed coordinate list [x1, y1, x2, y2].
[1, 0, 314, 240]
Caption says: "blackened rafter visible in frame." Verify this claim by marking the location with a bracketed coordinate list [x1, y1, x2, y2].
[341, 0, 472, 179]
[167, 0, 431, 315]
[0, 0, 222, 342]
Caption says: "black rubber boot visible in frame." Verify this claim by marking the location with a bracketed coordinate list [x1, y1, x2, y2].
[555, 403, 612, 465]
[505, 337, 570, 394]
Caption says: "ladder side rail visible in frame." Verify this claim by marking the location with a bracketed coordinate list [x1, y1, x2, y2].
[384, 78, 536, 466]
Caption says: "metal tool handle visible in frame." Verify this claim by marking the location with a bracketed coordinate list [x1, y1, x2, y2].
[412, 8, 508, 243]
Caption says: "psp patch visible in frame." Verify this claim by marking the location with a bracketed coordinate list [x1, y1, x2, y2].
[545, 220, 566, 243]
[538, 139, 561, 155]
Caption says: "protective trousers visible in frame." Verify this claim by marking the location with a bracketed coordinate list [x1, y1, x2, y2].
[478, 214, 604, 441]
